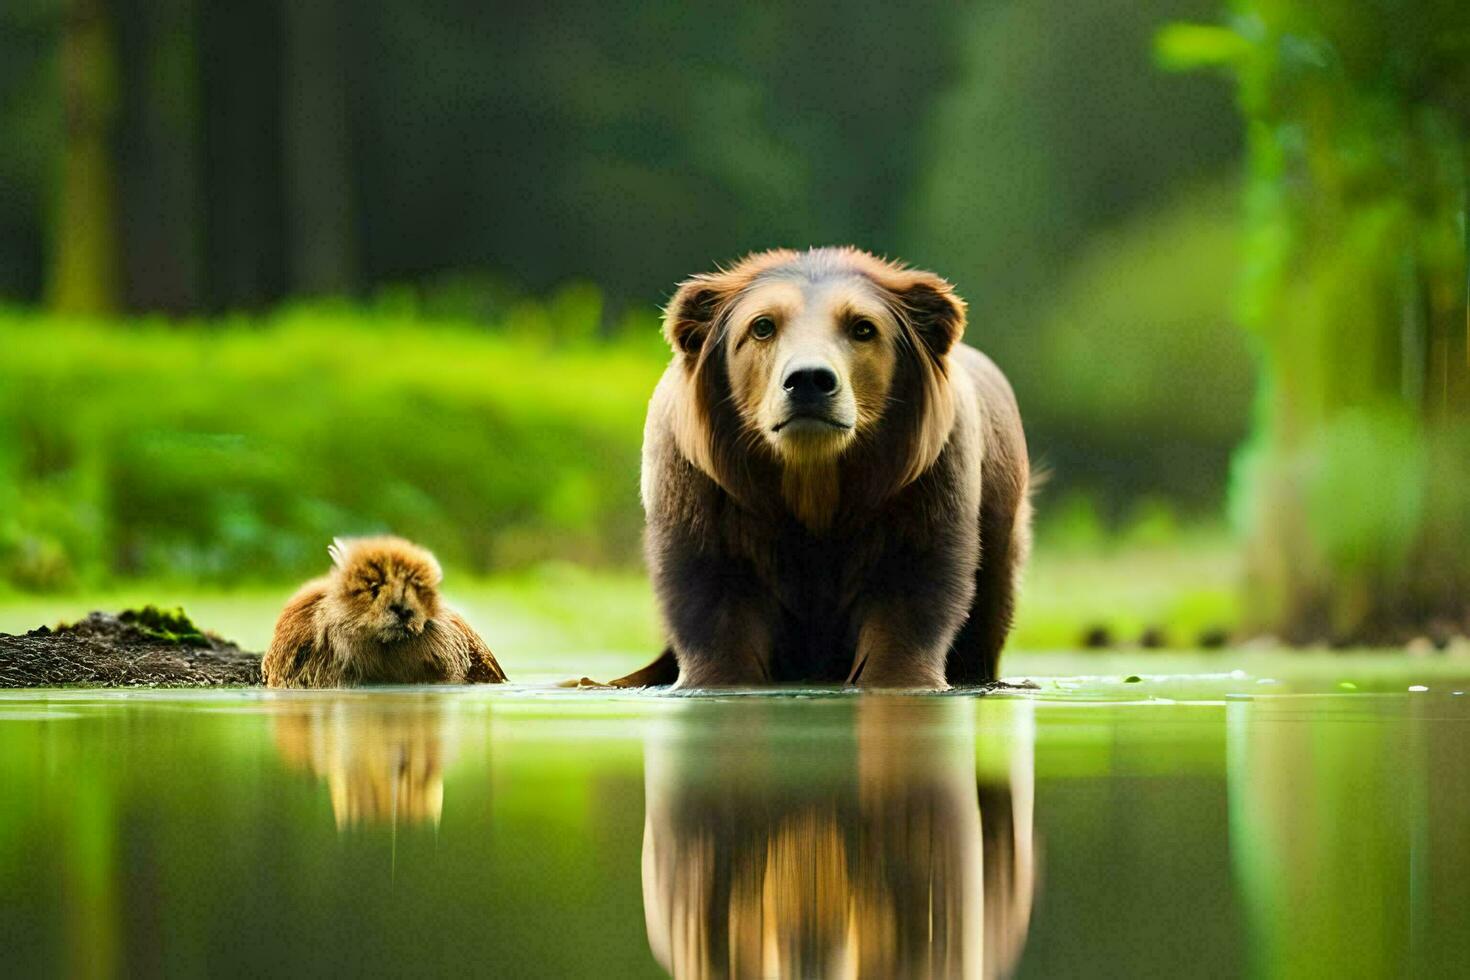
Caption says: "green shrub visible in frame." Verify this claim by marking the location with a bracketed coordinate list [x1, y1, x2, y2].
[1, 226, 1254, 594]
[1013, 183, 1254, 509]
[0, 304, 667, 589]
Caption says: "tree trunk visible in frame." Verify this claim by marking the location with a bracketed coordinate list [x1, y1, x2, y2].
[280, 0, 359, 297]
[198, 0, 287, 311]
[115, 0, 204, 313]
[50, 0, 120, 315]
[1224, 4, 1470, 645]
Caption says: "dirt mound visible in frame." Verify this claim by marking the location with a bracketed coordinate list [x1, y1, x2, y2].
[0, 607, 262, 688]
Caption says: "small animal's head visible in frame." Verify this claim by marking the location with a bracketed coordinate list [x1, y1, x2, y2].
[662, 247, 965, 511]
[324, 536, 443, 642]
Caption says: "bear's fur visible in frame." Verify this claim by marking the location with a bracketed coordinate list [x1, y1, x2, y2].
[262, 536, 505, 688]
[619, 247, 1031, 689]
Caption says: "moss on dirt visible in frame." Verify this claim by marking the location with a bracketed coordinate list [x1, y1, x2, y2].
[114, 605, 211, 647]
[2, 609, 260, 687]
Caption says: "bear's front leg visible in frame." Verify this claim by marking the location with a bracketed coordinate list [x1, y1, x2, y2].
[654, 547, 775, 688]
[849, 544, 977, 691]
[668, 597, 775, 688]
[849, 615, 951, 690]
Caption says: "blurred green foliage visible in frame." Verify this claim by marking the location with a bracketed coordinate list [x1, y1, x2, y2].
[911, 0, 1237, 332]
[0, 1, 1239, 312]
[0, 0, 1251, 532]
[1165, 0, 1470, 642]
[0, 302, 665, 589]
[1015, 183, 1254, 506]
[3, 0, 1465, 644]
[0, 279, 1261, 592]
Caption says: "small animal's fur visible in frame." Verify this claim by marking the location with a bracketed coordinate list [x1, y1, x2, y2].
[618, 246, 1032, 690]
[262, 536, 506, 688]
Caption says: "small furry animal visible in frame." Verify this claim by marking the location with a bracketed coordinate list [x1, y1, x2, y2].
[262, 536, 506, 688]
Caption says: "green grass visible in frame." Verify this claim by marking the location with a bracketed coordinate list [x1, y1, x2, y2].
[6, 540, 1463, 692]
[0, 564, 660, 685]
[0, 539, 1249, 684]
[1020, 534, 1241, 649]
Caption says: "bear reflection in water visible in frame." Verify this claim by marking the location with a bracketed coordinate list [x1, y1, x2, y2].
[272, 698, 450, 829]
[641, 699, 1036, 979]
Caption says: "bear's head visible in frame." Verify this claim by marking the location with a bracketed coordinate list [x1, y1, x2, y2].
[662, 247, 965, 528]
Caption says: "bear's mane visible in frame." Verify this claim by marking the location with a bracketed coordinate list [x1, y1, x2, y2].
[670, 247, 961, 527]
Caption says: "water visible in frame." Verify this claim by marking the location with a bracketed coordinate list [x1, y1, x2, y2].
[2, 664, 1469, 978]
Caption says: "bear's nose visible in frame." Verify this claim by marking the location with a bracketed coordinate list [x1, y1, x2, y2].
[782, 364, 840, 403]
[389, 603, 413, 622]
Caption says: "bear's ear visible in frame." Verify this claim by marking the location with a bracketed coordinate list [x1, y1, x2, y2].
[894, 271, 966, 359]
[662, 274, 735, 359]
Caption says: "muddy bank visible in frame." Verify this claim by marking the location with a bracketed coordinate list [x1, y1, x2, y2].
[0, 608, 262, 688]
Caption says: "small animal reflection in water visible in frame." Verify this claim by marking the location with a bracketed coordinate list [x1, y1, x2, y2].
[273, 700, 448, 829]
[641, 699, 1036, 979]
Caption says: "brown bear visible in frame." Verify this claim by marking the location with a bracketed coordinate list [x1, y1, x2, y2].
[615, 247, 1031, 690]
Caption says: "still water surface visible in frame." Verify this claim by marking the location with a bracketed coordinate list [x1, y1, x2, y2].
[2, 664, 1469, 978]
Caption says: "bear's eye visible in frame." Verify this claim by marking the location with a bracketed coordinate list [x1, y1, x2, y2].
[750, 316, 777, 340]
[850, 319, 878, 342]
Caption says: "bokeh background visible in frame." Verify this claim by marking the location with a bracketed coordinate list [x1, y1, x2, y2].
[1, 0, 1466, 653]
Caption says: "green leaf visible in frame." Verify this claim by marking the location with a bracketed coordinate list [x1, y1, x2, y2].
[1154, 23, 1250, 72]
